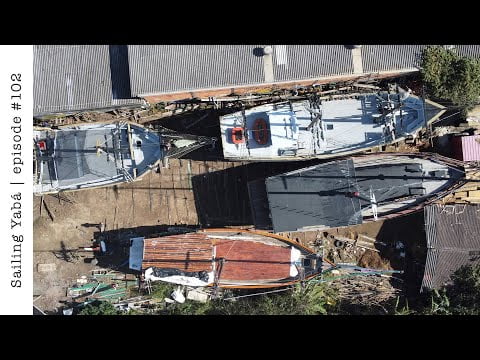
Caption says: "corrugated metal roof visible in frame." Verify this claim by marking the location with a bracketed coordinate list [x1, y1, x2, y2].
[33, 45, 142, 116]
[361, 45, 480, 74]
[128, 45, 266, 96]
[422, 204, 480, 291]
[461, 135, 480, 162]
[361, 45, 427, 73]
[215, 239, 291, 281]
[35, 45, 480, 115]
[142, 233, 213, 272]
[272, 45, 354, 81]
[129, 45, 357, 97]
[454, 45, 480, 58]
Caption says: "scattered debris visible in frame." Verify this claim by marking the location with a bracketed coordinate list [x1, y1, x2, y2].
[66, 269, 138, 304]
[187, 288, 210, 303]
[171, 286, 186, 304]
[37, 263, 57, 272]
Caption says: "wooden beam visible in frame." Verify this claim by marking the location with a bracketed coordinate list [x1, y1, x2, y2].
[127, 123, 137, 178]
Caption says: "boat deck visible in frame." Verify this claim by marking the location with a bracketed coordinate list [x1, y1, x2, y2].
[34, 123, 162, 193]
[252, 155, 465, 232]
[220, 93, 426, 160]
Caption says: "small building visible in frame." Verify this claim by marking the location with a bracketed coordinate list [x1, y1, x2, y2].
[421, 203, 480, 292]
[451, 135, 480, 162]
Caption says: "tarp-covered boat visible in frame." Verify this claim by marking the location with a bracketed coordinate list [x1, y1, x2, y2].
[248, 153, 466, 232]
[128, 229, 322, 289]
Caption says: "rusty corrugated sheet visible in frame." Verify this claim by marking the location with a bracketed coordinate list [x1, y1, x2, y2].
[215, 239, 291, 281]
[451, 136, 464, 161]
[461, 135, 480, 162]
[142, 233, 213, 272]
[141, 232, 295, 282]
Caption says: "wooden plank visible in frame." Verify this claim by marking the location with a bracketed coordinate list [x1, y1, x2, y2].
[127, 123, 137, 178]
[461, 198, 480, 202]
[468, 190, 480, 197]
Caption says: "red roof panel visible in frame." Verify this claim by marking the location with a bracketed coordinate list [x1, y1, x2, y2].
[461, 135, 480, 161]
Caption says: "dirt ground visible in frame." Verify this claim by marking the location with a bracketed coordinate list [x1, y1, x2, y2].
[33, 157, 249, 313]
[280, 211, 428, 298]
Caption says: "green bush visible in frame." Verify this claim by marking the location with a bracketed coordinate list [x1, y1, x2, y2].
[78, 301, 121, 315]
[166, 283, 337, 315]
[421, 46, 480, 109]
[398, 264, 480, 315]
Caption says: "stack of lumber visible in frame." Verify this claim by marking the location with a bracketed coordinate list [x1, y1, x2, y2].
[440, 164, 480, 204]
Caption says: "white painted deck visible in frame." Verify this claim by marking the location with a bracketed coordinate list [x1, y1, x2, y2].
[220, 92, 427, 161]
[33, 123, 162, 194]
[353, 156, 465, 217]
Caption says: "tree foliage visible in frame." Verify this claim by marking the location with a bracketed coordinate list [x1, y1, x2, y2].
[149, 282, 338, 315]
[77, 264, 480, 315]
[421, 46, 480, 108]
[444, 264, 480, 314]
[420, 264, 480, 315]
[394, 264, 480, 315]
[78, 301, 122, 315]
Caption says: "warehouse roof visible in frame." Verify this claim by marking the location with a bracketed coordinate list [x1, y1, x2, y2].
[34, 45, 480, 115]
[422, 203, 480, 291]
[361, 45, 427, 72]
[127, 45, 442, 97]
[33, 45, 143, 116]
[128, 45, 267, 96]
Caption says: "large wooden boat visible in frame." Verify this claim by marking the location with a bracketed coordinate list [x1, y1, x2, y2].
[128, 229, 322, 289]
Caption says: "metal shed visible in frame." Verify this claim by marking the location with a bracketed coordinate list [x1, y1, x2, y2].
[451, 135, 480, 162]
[422, 203, 480, 291]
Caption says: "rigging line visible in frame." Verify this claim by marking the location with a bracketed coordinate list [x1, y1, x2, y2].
[222, 287, 293, 301]
[430, 110, 463, 125]
[360, 180, 425, 193]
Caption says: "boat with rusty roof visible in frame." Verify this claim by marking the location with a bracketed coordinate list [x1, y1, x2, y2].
[128, 228, 322, 289]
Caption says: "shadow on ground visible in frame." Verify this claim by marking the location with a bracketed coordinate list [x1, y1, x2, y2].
[191, 160, 323, 227]
[373, 212, 427, 300]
